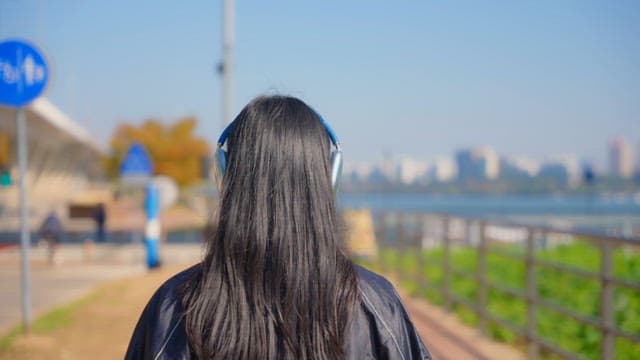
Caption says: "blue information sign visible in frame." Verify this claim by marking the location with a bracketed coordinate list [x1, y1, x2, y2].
[0, 39, 49, 107]
[120, 142, 154, 178]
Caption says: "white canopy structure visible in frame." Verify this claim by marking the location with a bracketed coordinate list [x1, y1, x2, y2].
[0, 98, 104, 230]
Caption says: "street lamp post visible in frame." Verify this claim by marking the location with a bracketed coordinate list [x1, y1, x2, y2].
[221, 0, 234, 128]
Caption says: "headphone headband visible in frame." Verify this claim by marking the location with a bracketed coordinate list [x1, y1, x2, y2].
[217, 115, 340, 149]
[216, 122, 234, 147]
[216, 114, 343, 191]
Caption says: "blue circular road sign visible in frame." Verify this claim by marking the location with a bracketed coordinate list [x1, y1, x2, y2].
[0, 39, 49, 107]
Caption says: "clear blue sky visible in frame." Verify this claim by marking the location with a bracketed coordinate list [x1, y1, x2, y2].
[1, 0, 639, 167]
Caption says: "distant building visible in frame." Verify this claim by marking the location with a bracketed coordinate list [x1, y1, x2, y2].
[343, 161, 374, 183]
[367, 166, 393, 184]
[479, 147, 500, 179]
[538, 156, 580, 187]
[380, 153, 397, 183]
[609, 137, 633, 178]
[538, 163, 570, 186]
[429, 157, 457, 182]
[455, 146, 500, 182]
[396, 157, 429, 184]
[455, 149, 475, 182]
[503, 156, 540, 177]
[500, 159, 532, 180]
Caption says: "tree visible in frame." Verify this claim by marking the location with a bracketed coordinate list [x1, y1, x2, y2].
[105, 117, 210, 186]
[0, 132, 9, 168]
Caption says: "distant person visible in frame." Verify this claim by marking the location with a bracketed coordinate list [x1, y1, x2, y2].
[38, 211, 64, 265]
[126, 96, 430, 359]
[94, 203, 106, 243]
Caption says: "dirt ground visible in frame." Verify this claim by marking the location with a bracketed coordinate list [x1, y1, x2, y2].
[0, 265, 190, 360]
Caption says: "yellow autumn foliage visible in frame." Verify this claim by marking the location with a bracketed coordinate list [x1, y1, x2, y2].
[105, 117, 210, 186]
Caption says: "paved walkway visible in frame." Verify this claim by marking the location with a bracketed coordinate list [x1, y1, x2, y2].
[0, 243, 202, 335]
[0, 244, 523, 359]
[402, 295, 524, 360]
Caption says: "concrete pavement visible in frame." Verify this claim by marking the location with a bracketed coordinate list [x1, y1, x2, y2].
[0, 243, 203, 335]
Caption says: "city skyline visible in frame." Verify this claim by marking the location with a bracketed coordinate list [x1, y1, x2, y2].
[344, 136, 640, 186]
[1, 1, 638, 166]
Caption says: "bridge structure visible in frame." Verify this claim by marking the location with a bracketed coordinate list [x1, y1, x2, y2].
[0, 98, 103, 233]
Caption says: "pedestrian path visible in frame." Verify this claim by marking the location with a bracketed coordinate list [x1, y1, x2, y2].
[0, 243, 202, 335]
[402, 294, 524, 360]
[0, 262, 146, 335]
[1, 243, 523, 359]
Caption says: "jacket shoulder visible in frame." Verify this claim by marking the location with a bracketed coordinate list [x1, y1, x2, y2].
[350, 264, 431, 360]
[354, 264, 400, 305]
[154, 263, 201, 300]
[125, 264, 200, 360]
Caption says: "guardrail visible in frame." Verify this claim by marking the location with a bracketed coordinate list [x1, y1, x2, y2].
[371, 212, 640, 360]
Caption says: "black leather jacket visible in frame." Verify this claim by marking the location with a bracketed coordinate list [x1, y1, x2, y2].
[125, 264, 431, 359]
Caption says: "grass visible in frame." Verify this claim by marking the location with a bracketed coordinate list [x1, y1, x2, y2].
[363, 241, 640, 360]
[0, 265, 184, 360]
[0, 292, 97, 351]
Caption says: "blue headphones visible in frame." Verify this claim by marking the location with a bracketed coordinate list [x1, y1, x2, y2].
[216, 116, 343, 191]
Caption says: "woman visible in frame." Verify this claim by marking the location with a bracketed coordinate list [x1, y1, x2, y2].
[125, 96, 431, 359]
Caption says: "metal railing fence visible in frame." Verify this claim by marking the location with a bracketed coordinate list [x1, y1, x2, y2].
[371, 212, 640, 360]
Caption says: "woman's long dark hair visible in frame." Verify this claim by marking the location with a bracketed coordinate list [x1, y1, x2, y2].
[182, 96, 359, 359]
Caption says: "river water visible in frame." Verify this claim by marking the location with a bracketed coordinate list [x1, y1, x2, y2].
[338, 193, 640, 239]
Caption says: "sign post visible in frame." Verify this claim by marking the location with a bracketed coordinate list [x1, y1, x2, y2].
[120, 143, 161, 269]
[144, 182, 160, 269]
[16, 108, 30, 331]
[0, 39, 49, 333]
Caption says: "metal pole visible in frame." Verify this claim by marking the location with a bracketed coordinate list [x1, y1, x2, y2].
[378, 213, 388, 274]
[525, 230, 539, 360]
[600, 242, 614, 360]
[415, 214, 426, 296]
[395, 213, 405, 279]
[17, 107, 31, 333]
[443, 216, 452, 311]
[221, 0, 234, 127]
[477, 221, 488, 335]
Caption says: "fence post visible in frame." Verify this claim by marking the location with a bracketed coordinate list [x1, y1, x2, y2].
[415, 214, 426, 297]
[443, 216, 452, 311]
[395, 213, 406, 279]
[525, 229, 539, 360]
[477, 221, 488, 335]
[600, 242, 614, 360]
[377, 213, 387, 274]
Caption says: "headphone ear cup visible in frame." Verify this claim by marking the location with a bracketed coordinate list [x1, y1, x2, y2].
[217, 148, 228, 176]
[330, 150, 343, 191]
